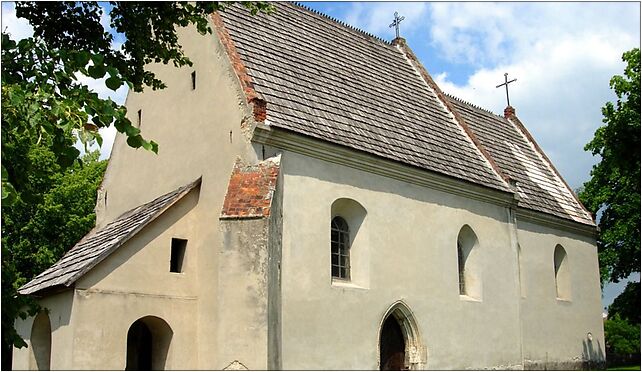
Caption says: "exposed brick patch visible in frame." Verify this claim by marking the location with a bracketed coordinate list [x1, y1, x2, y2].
[211, 12, 267, 122]
[251, 97, 267, 122]
[220, 156, 280, 219]
[504, 105, 516, 119]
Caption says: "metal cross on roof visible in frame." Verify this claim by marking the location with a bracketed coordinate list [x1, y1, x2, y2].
[496, 72, 517, 107]
[389, 12, 405, 39]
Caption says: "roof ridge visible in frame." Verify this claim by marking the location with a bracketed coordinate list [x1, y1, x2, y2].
[292, 2, 391, 46]
[444, 92, 505, 119]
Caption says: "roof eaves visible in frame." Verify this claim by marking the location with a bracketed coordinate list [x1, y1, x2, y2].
[392, 38, 511, 192]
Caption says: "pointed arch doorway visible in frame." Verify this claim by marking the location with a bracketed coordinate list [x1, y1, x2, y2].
[378, 301, 425, 370]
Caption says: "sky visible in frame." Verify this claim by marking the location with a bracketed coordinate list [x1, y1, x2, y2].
[1, 2, 640, 309]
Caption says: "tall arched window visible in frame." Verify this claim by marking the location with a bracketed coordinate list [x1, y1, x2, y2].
[331, 216, 350, 279]
[457, 225, 481, 299]
[554, 245, 571, 300]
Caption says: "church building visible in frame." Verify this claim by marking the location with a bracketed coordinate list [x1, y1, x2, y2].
[13, 3, 605, 370]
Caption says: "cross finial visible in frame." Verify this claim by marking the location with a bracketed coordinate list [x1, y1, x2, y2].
[389, 12, 405, 39]
[496, 72, 517, 107]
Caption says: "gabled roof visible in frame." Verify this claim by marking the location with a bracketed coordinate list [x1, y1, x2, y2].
[19, 178, 202, 295]
[446, 96, 594, 225]
[216, 3, 509, 193]
[216, 3, 594, 227]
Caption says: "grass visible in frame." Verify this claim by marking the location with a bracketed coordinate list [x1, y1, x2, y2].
[607, 365, 641, 371]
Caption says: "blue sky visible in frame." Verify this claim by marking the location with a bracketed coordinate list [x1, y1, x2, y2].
[2, 1, 640, 309]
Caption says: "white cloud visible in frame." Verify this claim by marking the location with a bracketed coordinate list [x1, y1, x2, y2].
[343, 2, 429, 38]
[74, 73, 128, 159]
[429, 2, 639, 188]
[1, 2, 34, 40]
[330, 2, 639, 189]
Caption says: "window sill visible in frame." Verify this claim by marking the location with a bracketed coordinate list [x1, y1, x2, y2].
[459, 294, 481, 302]
[331, 279, 368, 290]
[556, 297, 572, 303]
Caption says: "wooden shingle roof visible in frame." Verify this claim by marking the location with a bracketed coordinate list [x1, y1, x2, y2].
[218, 3, 509, 193]
[19, 178, 201, 295]
[217, 3, 594, 227]
[447, 96, 594, 225]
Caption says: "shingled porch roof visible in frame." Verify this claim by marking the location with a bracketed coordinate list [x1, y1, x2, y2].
[19, 178, 202, 295]
[216, 3, 594, 227]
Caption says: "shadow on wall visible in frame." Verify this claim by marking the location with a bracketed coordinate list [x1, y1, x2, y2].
[582, 337, 606, 370]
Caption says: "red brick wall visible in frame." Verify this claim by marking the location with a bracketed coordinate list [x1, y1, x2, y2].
[220, 159, 280, 218]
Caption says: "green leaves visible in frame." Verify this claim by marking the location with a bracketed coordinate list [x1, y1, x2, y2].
[1, 165, 17, 205]
[604, 314, 641, 356]
[580, 48, 640, 285]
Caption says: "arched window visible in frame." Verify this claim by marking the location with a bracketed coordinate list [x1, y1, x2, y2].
[554, 245, 571, 300]
[30, 311, 51, 370]
[457, 239, 466, 295]
[331, 216, 350, 279]
[126, 316, 173, 370]
[457, 225, 481, 299]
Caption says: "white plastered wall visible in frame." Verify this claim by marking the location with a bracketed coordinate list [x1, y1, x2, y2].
[13, 290, 76, 370]
[91, 20, 261, 369]
[278, 149, 524, 370]
[13, 19, 263, 369]
[518, 220, 604, 368]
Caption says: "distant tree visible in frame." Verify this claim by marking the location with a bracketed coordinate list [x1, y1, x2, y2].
[2, 2, 274, 204]
[604, 314, 641, 357]
[609, 282, 640, 325]
[1, 129, 107, 368]
[579, 48, 640, 284]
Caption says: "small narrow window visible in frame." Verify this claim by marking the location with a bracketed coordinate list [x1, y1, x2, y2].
[137, 109, 142, 128]
[457, 225, 481, 299]
[331, 216, 350, 280]
[191, 71, 197, 90]
[170, 238, 187, 273]
[457, 240, 466, 295]
[554, 245, 570, 299]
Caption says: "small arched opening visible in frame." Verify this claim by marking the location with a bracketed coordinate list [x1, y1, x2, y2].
[457, 225, 482, 299]
[30, 311, 52, 370]
[554, 245, 571, 300]
[126, 316, 173, 370]
[378, 301, 424, 370]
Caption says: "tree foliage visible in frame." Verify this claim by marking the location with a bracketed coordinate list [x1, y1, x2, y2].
[1, 129, 107, 365]
[2, 1, 274, 204]
[604, 314, 641, 356]
[609, 282, 640, 325]
[579, 48, 640, 284]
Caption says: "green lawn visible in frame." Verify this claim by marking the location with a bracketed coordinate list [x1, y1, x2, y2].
[607, 365, 641, 371]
